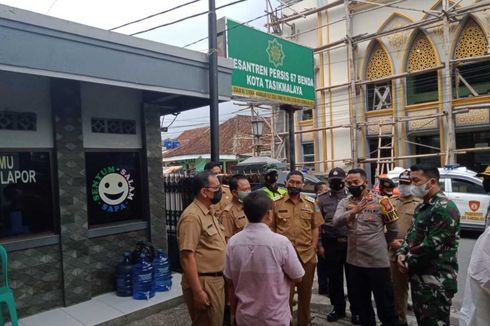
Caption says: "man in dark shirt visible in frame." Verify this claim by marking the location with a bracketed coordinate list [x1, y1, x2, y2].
[317, 167, 359, 324]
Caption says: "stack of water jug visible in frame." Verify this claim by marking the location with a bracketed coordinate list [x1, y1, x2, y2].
[115, 249, 172, 300]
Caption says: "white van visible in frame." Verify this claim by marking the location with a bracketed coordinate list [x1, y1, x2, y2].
[388, 166, 489, 231]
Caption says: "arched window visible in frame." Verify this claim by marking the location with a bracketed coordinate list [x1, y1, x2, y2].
[406, 32, 439, 105]
[454, 18, 489, 98]
[365, 42, 393, 111]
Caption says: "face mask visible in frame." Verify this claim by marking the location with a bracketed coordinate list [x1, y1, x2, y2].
[237, 191, 250, 202]
[398, 184, 411, 197]
[210, 189, 222, 205]
[329, 179, 345, 191]
[382, 190, 393, 197]
[410, 181, 431, 198]
[348, 184, 365, 197]
[287, 187, 302, 196]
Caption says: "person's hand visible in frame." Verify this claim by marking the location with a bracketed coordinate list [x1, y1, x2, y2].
[193, 289, 210, 310]
[348, 197, 368, 216]
[390, 239, 403, 251]
[397, 254, 408, 274]
[317, 244, 325, 258]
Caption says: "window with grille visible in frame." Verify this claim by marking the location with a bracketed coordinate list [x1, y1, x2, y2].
[302, 142, 315, 163]
[301, 108, 313, 121]
[366, 83, 392, 111]
[0, 111, 36, 131]
[91, 118, 136, 135]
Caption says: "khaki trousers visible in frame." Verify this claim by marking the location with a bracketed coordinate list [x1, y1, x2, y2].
[183, 276, 225, 326]
[290, 259, 316, 326]
[390, 259, 409, 324]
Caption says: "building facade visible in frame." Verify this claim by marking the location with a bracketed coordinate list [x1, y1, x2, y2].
[0, 5, 232, 317]
[280, 0, 490, 177]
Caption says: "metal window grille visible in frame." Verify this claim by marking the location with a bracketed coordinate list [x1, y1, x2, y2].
[91, 118, 136, 135]
[0, 111, 37, 131]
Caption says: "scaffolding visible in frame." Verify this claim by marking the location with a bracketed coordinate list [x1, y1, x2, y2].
[268, 0, 490, 174]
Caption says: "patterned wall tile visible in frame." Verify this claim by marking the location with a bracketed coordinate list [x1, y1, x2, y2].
[51, 78, 91, 305]
[144, 106, 167, 252]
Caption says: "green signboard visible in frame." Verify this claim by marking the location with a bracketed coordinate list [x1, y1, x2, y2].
[222, 18, 315, 107]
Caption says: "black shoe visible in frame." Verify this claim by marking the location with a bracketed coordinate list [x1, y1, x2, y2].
[351, 314, 361, 325]
[327, 310, 346, 322]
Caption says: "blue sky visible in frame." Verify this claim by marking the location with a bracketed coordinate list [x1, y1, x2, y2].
[0, 0, 281, 139]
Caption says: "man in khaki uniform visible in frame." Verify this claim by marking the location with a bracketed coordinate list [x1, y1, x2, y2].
[177, 171, 227, 326]
[221, 174, 251, 242]
[272, 170, 324, 326]
[389, 170, 421, 326]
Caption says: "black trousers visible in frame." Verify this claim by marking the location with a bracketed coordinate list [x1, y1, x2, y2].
[323, 238, 357, 314]
[348, 264, 399, 326]
[316, 253, 328, 293]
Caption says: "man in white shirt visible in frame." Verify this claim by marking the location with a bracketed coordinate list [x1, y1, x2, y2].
[224, 191, 305, 326]
[459, 225, 490, 326]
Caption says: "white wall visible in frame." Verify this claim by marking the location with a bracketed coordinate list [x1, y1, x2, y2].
[81, 82, 142, 149]
[0, 71, 53, 148]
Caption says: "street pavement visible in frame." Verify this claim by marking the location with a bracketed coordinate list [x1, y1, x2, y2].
[128, 235, 479, 325]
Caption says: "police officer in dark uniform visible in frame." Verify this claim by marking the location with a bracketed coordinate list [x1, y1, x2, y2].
[317, 167, 360, 324]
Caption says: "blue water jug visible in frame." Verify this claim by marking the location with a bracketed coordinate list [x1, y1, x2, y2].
[115, 251, 133, 297]
[132, 253, 155, 300]
[153, 249, 172, 292]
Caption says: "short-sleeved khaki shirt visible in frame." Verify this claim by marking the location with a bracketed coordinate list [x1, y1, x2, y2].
[221, 200, 248, 240]
[272, 193, 324, 263]
[177, 198, 226, 275]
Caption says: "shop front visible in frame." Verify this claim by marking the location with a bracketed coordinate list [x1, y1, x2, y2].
[0, 5, 232, 317]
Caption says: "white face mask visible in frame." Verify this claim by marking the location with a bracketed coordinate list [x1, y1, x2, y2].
[237, 191, 250, 203]
[398, 184, 411, 197]
[410, 181, 431, 198]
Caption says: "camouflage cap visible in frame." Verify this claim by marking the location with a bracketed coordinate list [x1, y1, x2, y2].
[398, 170, 411, 184]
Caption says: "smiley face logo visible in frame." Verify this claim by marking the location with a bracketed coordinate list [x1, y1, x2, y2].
[98, 173, 130, 206]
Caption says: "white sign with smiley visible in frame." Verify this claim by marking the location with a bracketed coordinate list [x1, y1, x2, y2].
[91, 166, 135, 213]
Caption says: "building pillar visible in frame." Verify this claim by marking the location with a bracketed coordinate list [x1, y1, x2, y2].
[143, 105, 167, 251]
[51, 78, 91, 305]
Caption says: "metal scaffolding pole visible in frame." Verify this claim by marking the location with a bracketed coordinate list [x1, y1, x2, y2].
[443, 0, 456, 164]
[345, 0, 359, 167]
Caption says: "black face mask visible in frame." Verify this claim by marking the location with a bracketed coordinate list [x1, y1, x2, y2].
[287, 187, 301, 196]
[348, 184, 366, 197]
[210, 189, 222, 205]
[484, 178, 490, 193]
[329, 179, 345, 191]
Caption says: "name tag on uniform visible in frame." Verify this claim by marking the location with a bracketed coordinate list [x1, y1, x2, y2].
[238, 215, 246, 220]
[278, 210, 288, 213]
[207, 224, 214, 229]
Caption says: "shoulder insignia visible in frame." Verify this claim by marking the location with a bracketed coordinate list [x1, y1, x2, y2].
[305, 196, 316, 204]
[272, 194, 284, 201]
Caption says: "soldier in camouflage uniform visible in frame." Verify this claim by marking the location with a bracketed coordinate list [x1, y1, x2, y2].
[397, 164, 460, 326]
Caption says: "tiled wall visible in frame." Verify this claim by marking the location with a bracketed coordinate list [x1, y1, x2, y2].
[8, 245, 63, 316]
